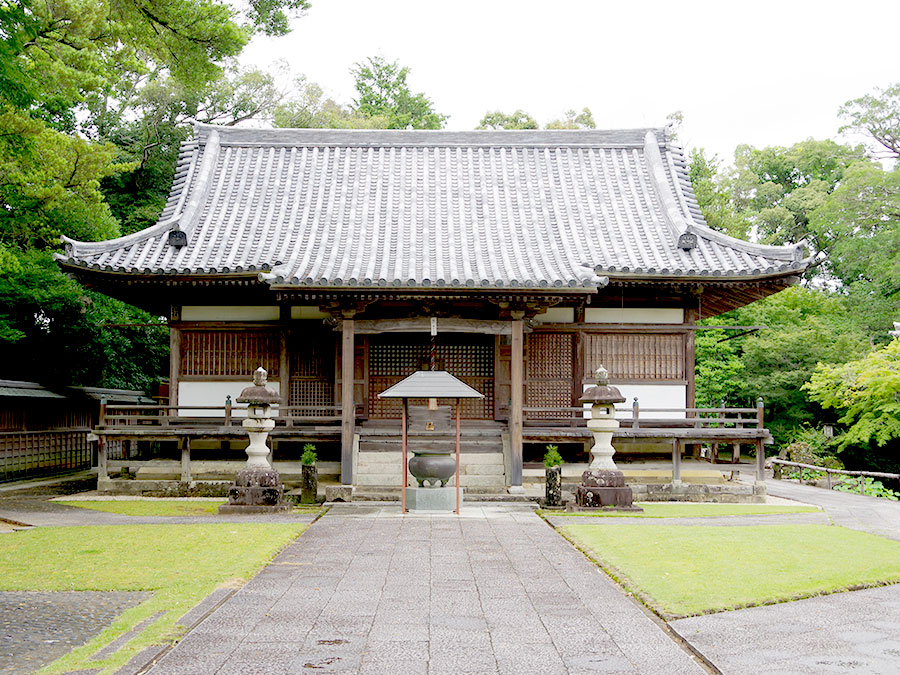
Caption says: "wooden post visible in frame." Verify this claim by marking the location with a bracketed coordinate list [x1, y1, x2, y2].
[341, 317, 355, 485]
[756, 396, 765, 429]
[732, 443, 741, 464]
[169, 318, 181, 408]
[224, 395, 232, 426]
[756, 440, 765, 482]
[456, 399, 461, 514]
[509, 317, 524, 490]
[279, 327, 290, 409]
[401, 398, 408, 514]
[632, 397, 640, 429]
[97, 437, 109, 481]
[180, 437, 191, 483]
[673, 439, 682, 483]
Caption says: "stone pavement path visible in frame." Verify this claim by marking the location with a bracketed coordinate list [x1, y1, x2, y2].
[148, 503, 704, 675]
[0, 591, 149, 674]
[670, 478, 900, 674]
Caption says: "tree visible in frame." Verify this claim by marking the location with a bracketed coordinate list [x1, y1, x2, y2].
[477, 110, 538, 130]
[731, 139, 867, 249]
[0, 0, 309, 389]
[839, 82, 900, 158]
[273, 75, 390, 129]
[545, 108, 595, 130]
[806, 338, 900, 453]
[350, 57, 447, 130]
[687, 148, 751, 239]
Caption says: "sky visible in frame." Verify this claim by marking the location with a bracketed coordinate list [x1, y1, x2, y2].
[242, 0, 900, 164]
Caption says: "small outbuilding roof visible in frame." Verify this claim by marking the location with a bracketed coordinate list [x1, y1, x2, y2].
[57, 126, 808, 291]
[378, 371, 485, 399]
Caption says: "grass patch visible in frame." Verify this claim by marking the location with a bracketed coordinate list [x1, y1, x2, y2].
[0, 523, 305, 674]
[540, 503, 821, 518]
[56, 500, 225, 517]
[563, 523, 900, 618]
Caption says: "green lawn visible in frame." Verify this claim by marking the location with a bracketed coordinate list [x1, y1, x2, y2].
[56, 499, 225, 517]
[563, 522, 900, 618]
[0, 523, 306, 674]
[55, 500, 324, 517]
[542, 503, 821, 518]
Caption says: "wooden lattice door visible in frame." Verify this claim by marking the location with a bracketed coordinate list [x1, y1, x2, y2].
[525, 333, 575, 420]
[368, 334, 494, 419]
[288, 326, 335, 414]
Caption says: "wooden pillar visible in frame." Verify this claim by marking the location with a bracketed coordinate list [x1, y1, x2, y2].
[279, 316, 290, 409]
[732, 443, 741, 464]
[341, 317, 355, 485]
[180, 437, 191, 482]
[672, 438, 682, 484]
[509, 317, 524, 489]
[756, 440, 766, 482]
[169, 319, 181, 408]
[97, 437, 108, 481]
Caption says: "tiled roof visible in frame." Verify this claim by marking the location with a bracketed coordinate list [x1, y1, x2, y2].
[57, 126, 808, 290]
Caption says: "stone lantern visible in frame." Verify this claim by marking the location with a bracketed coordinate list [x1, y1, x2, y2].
[573, 366, 640, 510]
[218, 367, 289, 513]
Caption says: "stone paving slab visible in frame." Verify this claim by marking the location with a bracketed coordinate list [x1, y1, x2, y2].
[0, 591, 149, 674]
[148, 503, 704, 674]
[671, 584, 900, 674]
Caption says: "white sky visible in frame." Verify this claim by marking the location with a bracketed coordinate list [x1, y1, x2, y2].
[242, 0, 900, 164]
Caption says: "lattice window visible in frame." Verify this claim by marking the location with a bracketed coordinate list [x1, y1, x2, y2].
[181, 330, 280, 378]
[525, 333, 574, 418]
[368, 336, 494, 419]
[585, 333, 684, 380]
[289, 328, 334, 411]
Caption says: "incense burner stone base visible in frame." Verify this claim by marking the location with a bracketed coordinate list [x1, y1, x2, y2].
[405, 486, 460, 512]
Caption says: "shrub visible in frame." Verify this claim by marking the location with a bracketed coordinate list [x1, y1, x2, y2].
[301, 443, 317, 466]
[834, 476, 900, 501]
[544, 445, 563, 468]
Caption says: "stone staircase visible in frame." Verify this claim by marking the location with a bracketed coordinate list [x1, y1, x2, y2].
[353, 409, 507, 498]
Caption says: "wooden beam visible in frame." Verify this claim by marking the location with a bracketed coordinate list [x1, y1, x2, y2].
[341, 318, 355, 485]
[509, 319, 524, 489]
[350, 318, 514, 335]
[279, 328, 290, 408]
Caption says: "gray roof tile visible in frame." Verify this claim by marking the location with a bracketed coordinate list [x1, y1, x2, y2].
[58, 126, 808, 288]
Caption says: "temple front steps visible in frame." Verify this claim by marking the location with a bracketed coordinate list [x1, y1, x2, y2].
[353, 427, 507, 495]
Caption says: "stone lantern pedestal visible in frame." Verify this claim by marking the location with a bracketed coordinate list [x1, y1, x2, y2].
[571, 367, 642, 512]
[219, 367, 290, 514]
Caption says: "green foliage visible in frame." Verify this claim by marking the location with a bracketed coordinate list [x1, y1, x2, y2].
[273, 75, 389, 129]
[350, 56, 447, 130]
[301, 443, 317, 465]
[693, 329, 745, 407]
[839, 81, 900, 158]
[477, 109, 539, 130]
[833, 476, 900, 500]
[0, 251, 167, 389]
[731, 139, 867, 248]
[543, 445, 563, 468]
[687, 148, 751, 239]
[806, 337, 900, 451]
[545, 108, 596, 130]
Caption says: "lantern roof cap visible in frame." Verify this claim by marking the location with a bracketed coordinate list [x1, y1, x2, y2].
[578, 366, 625, 404]
[236, 367, 280, 405]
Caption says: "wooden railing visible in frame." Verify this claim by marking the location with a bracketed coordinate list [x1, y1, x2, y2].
[771, 459, 900, 494]
[524, 399, 765, 431]
[98, 402, 360, 430]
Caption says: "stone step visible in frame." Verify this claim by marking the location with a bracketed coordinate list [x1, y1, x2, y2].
[357, 451, 503, 466]
[359, 439, 503, 453]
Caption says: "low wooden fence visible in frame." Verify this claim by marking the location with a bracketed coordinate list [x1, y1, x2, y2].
[524, 400, 765, 430]
[0, 429, 92, 483]
[770, 459, 900, 494]
[99, 402, 351, 429]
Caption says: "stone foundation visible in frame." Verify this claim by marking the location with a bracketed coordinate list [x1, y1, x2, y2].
[404, 486, 461, 512]
[631, 482, 766, 503]
[218, 466, 290, 514]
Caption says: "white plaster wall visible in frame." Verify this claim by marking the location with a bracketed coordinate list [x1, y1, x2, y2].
[584, 308, 684, 324]
[583, 383, 686, 420]
[291, 306, 330, 320]
[178, 381, 281, 417]
[539, 307, 574, 323]
[181, 306, 279, 321]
